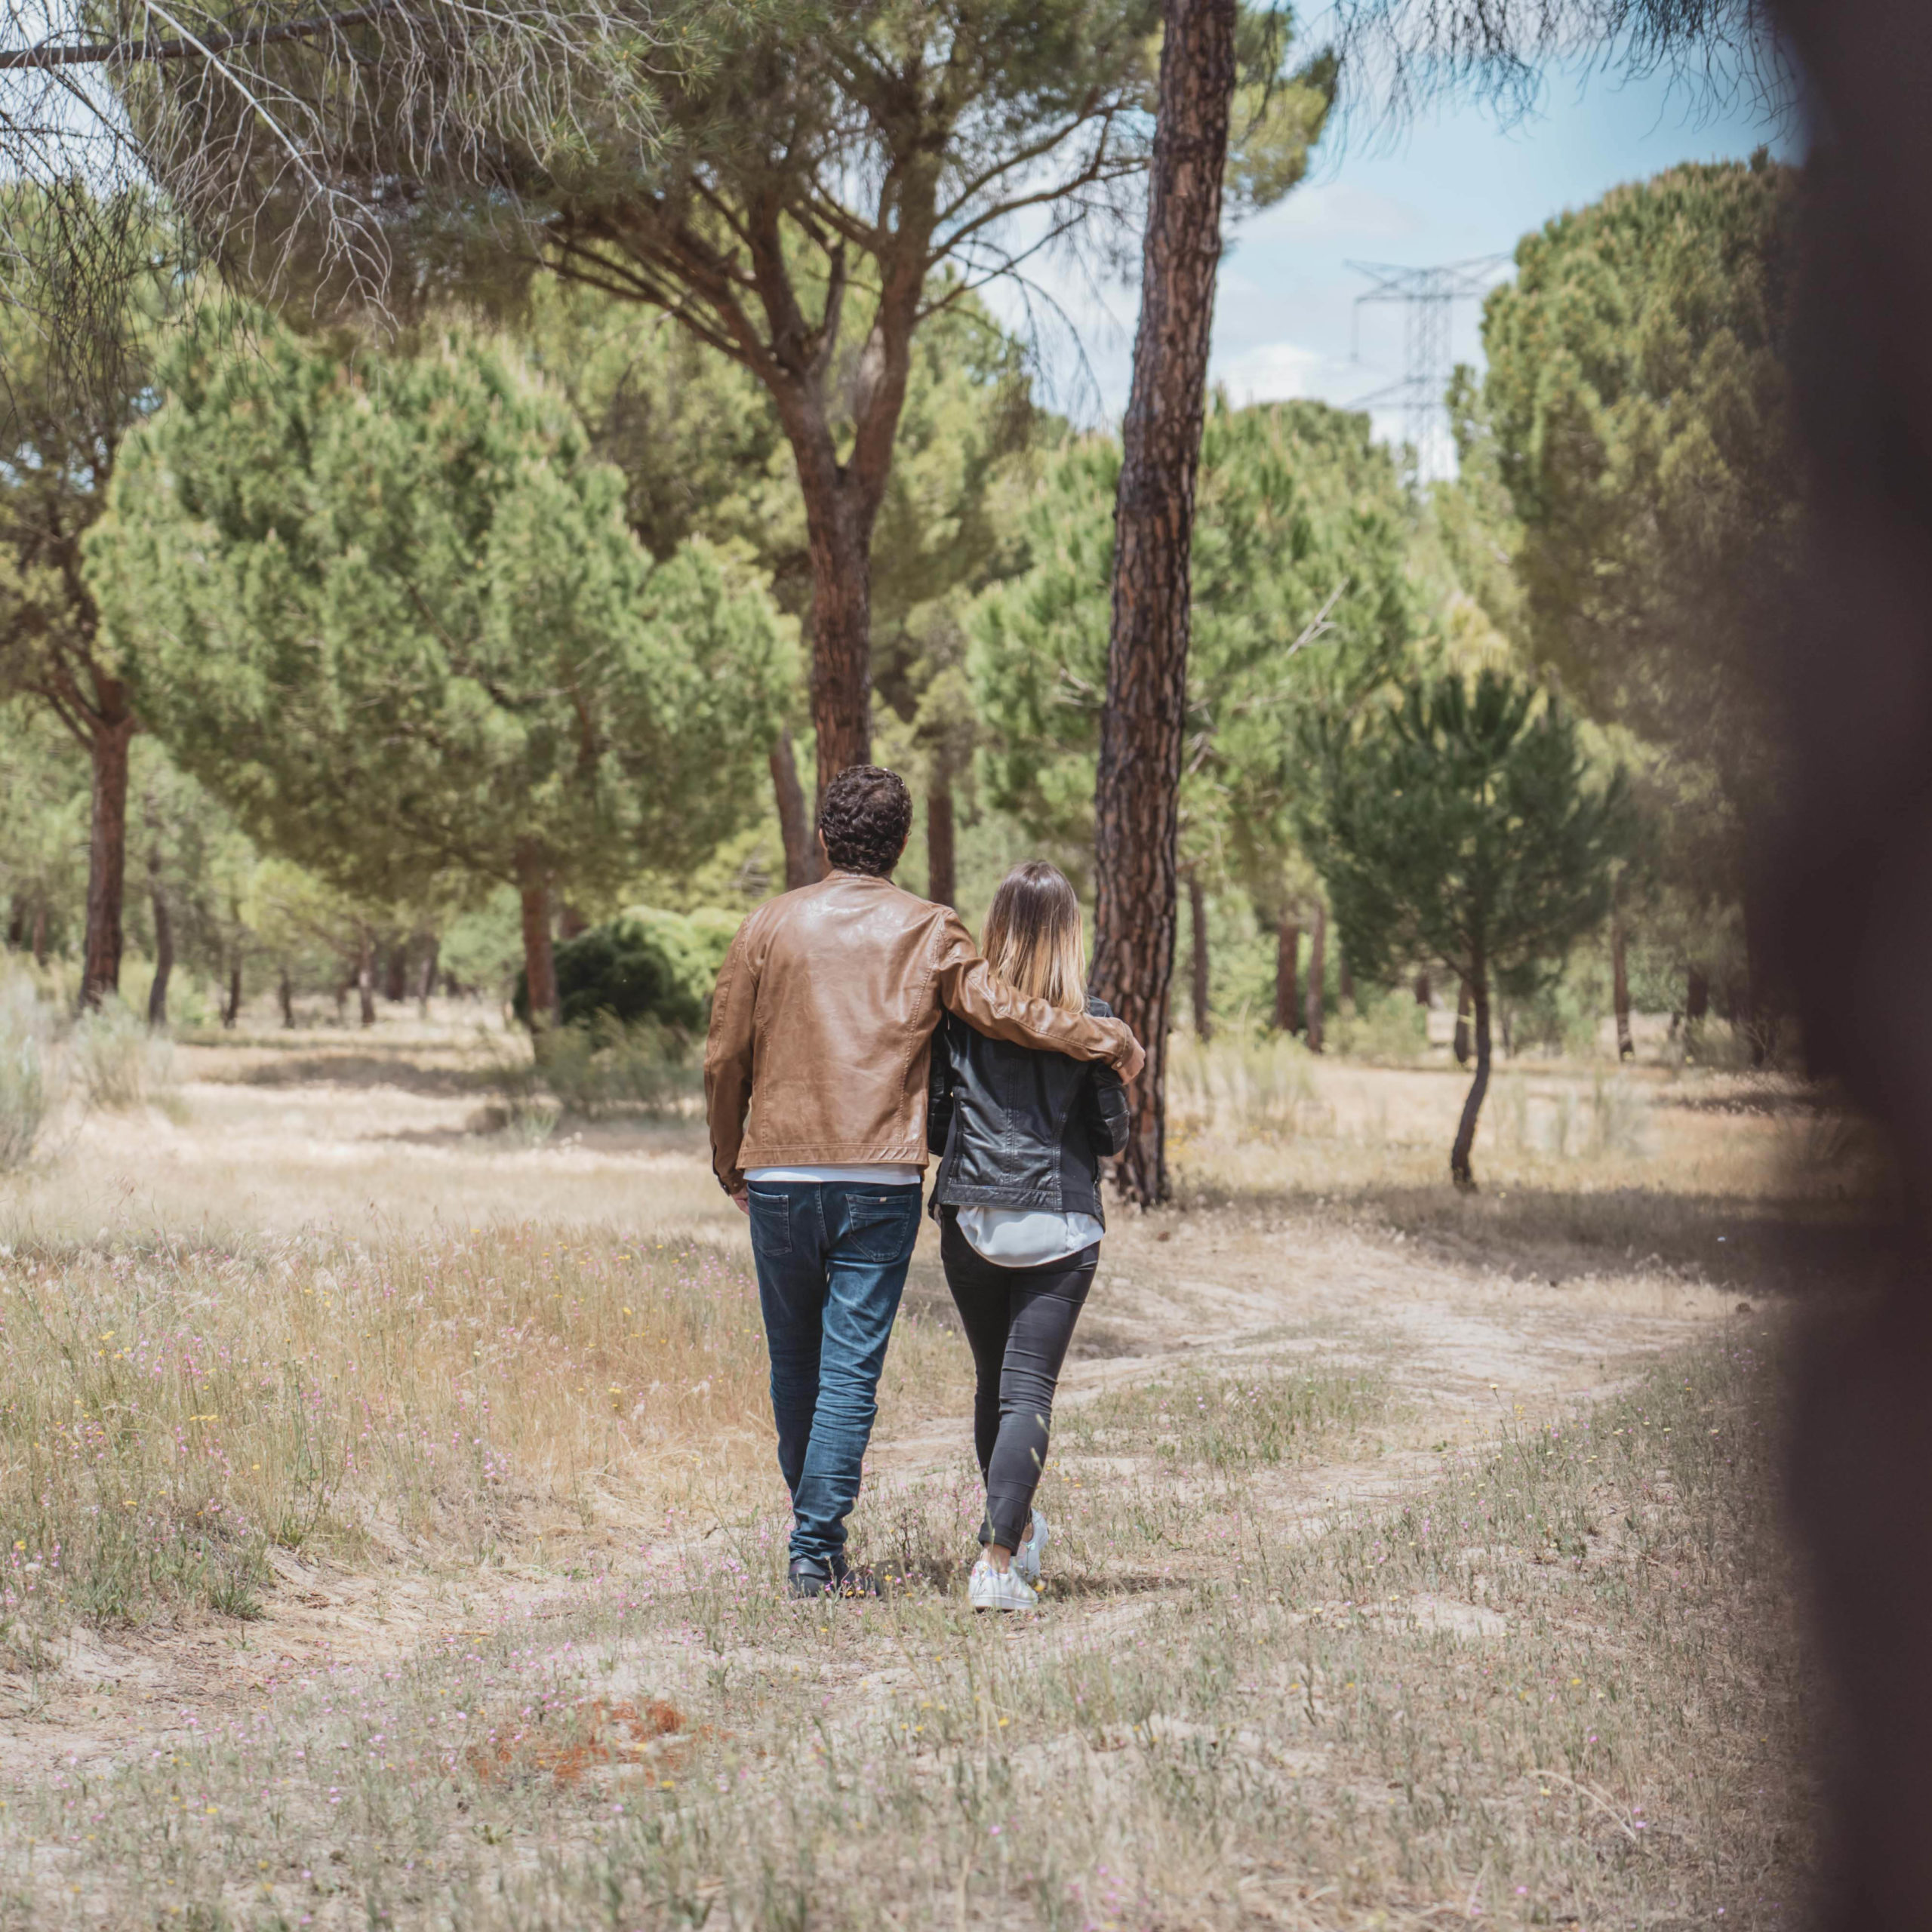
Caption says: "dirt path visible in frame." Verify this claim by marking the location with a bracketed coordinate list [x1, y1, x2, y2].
[0, 1181, 1739, 1797]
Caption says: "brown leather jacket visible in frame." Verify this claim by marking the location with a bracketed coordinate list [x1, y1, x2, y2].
[704, 872, 1144, 1193]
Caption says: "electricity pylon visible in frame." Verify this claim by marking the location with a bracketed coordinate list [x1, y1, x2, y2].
[1347, 256, 1512, 480]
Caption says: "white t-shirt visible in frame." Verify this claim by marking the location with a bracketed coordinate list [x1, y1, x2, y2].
[956, 1205, 1103, 1269]
[743, 1165, 924, 1186]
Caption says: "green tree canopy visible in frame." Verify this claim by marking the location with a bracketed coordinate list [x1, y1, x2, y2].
[1460, 152, 1798, 1017]
[131, 0, 1327, 795]
[1300, 669, 1635, 1186]
[971, 395, 1417, 894]
[86, 310, 793, 1023]
[521, 276, 1048, 897]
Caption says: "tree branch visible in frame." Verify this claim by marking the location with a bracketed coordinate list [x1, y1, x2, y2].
[0, 4, 400, 69]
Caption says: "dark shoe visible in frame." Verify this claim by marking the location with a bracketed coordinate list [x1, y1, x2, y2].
[787, 1558, 835, 1599]
[786, 1558, 884, 1600]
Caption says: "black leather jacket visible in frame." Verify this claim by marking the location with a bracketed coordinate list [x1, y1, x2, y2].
[925, 996, 1132, 1222]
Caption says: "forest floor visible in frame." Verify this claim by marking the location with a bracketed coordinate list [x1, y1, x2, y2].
[0, 1011, 1881, 1930]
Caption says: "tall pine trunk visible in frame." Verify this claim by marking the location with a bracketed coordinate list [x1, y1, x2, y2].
[1092, 0, 1238, 1205]
[1612, 915, 1635, 1060]
[1454, 979, 1472, 1067]
[146, 869, 173, 1029]
[792, 447, 875, 796]
[356, 934, 377, 1027]
[1450, 971, 1492, 1190]
[926, 752, 958, 908]
[278, 964, 296, 1028]
[80, 706, 135, 1010]
[223, 958, 243, 1029]
[1274, 912, 1300, 1033]
[384, 943, 409, 1003]
[1414, 969, 1431, 1007]
[770, 729, 817, 891]
[1304, 901, 1326, 1053]
[516, 844, 559, 1030]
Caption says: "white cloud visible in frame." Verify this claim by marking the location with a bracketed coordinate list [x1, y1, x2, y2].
[1214, 339, 1325, 404]
[1238, 180, 1426, 246]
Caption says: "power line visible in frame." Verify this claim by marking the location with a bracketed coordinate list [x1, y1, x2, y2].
[1346, 255, 1512, 480]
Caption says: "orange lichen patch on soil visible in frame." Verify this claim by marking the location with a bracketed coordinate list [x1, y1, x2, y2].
[466, 1696, 687, 1788]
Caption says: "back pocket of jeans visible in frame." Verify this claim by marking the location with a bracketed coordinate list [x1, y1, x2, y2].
[846, 1193, 916, 1264]
[747, 1188, 793, 1257]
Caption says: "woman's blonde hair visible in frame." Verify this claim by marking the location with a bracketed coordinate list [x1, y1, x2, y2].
[981, 862, 1087, 1014]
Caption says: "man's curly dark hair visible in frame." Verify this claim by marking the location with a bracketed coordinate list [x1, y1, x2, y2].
[820, 764, 912, 878]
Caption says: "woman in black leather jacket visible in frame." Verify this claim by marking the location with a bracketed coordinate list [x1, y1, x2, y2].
[927, 861, 1131, 1611]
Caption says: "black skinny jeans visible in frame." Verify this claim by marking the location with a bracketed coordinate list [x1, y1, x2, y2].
[938, 1209, 1095, 1551]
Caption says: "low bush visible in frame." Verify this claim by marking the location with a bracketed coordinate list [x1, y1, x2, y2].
[69, 997, 174, 1111]
[0, 979, 54, 1171]
[534, 1014, 699, 1118]
[512, 906, 739, 1032]
[1168, 1032, 1327, 1142]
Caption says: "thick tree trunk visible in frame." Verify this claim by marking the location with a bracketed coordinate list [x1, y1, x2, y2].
[1091, 0, 1237, 1207]
[801, 491, 875, 796]
[1186, 872, 1211, 1040]
[1305, 901, 1327, 1054]
[417, 936, 440, 1013]
[383, 943, 409, 1003]
[1612, 915, 1635, 1060]
[517, 846, 559, 1031]
[1274, 913, 1300, 1034]
[1414, 969, 1431, 1007]
[223, 958, 243, 1029]
[1454, 979, 1472, 1067]
[1686, 964, 1710, 1022]
[1450, 972, 1492, 1190]
[80, 709, 135, 1010]
[356, 935, 377, 1027]
[146, 872, 173, 1030]
[278, 964, 296, 1029]
[771, 730, 818, 892]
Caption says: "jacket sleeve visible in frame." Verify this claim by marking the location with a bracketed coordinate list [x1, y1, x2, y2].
[1082, 1060, 1133, 1157]
[926, 1014, 957, 1155]
[702, 917, 758, 1194]
[930, 908, 1146, 1081]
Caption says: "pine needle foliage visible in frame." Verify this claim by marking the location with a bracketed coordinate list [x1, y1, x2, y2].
[1300, 669, 1636, 1186]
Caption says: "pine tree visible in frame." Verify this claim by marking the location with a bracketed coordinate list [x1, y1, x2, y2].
[1300, 669, 1635, 1188]
[87, 311, 792, 1026]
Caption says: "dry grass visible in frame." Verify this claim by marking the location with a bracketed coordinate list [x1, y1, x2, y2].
[0, 1321, 1806, 1930]
[0, 1019, 1834, 1930]
[0, 1224, 964, 1648]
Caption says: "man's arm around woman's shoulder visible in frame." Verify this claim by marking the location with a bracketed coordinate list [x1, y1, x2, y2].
[928, 907, 1145, 1081]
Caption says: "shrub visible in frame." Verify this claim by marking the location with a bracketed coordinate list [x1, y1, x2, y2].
[534, 1015, 698, 1118]
[1331, 987, 1429, 1063]
[69, 998, 174, 1110]
[512, 906, 739, 1032]
[0, 980, 54, 1171]
[1168, 1034, 1325, 1142]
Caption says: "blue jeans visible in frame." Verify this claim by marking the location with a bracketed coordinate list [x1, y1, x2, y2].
[745, 1180, 923, 1574]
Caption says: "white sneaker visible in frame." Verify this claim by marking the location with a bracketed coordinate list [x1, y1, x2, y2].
[1013, 1508, 1049, 1585]
[969, 1558, 1038, 1613]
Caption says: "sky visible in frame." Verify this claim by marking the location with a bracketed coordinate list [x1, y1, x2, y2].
[997, 49, 1792, 457]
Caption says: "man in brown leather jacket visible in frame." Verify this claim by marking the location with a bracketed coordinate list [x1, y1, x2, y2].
[706, 765, 1143, 1598]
